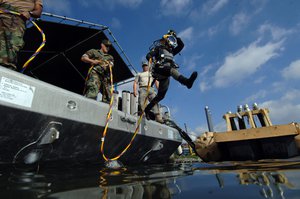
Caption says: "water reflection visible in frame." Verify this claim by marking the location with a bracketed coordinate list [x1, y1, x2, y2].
[238, 171, 292, 199]
[0, 168, 51, 198]
[0, 159, 300, 199]
[96, 164, 189, 199]
[192, 158, 300, 199]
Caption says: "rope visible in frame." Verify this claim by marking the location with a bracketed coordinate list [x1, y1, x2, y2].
[100, 62, 116, 161]
[0, 9, 46, 73]
[100, 59, 153, 161]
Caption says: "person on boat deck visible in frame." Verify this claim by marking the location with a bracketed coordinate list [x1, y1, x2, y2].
[0, 0, 43, 71]
[81, 39, 114, 103]
[133, 61, 164, 123]
[144, 30, 198, 118]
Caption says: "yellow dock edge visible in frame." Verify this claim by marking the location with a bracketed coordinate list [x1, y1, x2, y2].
[214, 123, 300, 143]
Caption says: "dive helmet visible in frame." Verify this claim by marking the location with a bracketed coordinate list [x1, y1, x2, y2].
[163, 34, 177, 48]
[168, 29, 177, 37]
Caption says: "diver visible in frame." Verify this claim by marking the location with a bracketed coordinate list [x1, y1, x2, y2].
[144, 30, 198, 121]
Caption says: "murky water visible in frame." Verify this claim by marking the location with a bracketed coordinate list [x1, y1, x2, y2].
[1, 157, 300, 199]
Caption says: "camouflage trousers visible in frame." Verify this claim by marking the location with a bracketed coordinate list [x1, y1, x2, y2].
[84, 68, 111, 103]
[138, 87, 159, 115]
[0, 6, 26, 70]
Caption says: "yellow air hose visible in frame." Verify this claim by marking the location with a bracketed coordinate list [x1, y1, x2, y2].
[0, 9, 46, 73]
[100, 58, 153, 162]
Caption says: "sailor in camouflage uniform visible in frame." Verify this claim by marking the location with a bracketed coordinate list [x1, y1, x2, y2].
[0, 0, 43, 71]
[81, 39, 114, 103]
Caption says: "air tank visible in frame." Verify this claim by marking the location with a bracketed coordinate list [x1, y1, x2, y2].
[122, 90, 130, 114]
[130, 92, 138, 115]
[112, 90, 119, 110]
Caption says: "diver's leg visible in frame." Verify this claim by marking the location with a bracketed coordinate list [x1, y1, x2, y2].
[144, 78, 169, 116]
[148, 88, 164, 123]
[170, 68, 198, 89]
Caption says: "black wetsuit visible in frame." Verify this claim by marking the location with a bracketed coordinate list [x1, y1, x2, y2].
[144, 37, 185, 114]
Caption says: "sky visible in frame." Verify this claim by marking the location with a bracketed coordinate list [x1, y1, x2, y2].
[43, 0, 300, 136]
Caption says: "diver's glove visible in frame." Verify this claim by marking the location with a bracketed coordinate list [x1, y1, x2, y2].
[168, 29, 177, 37]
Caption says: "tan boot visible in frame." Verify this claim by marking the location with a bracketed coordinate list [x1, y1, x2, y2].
[155, 114, 164, 124]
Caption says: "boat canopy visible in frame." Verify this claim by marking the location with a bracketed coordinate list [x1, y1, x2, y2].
[17, 13, 135, 95]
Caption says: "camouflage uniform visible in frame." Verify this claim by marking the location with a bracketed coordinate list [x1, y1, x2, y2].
[0, 0, 43, 70]
[83, 49, 114, 103]
[0, 3, 25, 70]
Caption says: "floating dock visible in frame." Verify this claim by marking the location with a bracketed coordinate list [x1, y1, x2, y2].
[195, 105, 300, 162]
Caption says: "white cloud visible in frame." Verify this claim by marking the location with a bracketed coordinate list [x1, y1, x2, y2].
[282, 60, 300, 80]
[199, 64, 214, 77]
[178, 27, 194, 42]
[111, 17, 122, 29]
[258, 23, 295, 41]
[182, 54, 203, 71]
[44, 0, 71, 15]
[199, 64, 214, 92]
[242, 90, 267, 104]
[202, 0, 229, 15]
[214, 40, 284, 88]
[253, 76, 266, 84]
[270, 81, 286, 93]
[260, 89, 300, 124]
[160, 0, 192, 16]
[250, 0, 268, 14]
[229, 12, 250, 35]
[177, 27, 198, 51]
[199, 81, 210, 92]
[207, 25, 220, 37]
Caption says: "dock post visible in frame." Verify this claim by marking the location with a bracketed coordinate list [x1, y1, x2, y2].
[244, 104, 256, 128]
[205, 106, 214, 132]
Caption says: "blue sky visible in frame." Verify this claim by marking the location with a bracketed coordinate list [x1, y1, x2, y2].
[43, 0, 300, 136]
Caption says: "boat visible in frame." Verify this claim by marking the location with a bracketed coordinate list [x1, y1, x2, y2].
[195, 105, 300, 162]
[0, 13, 182, 166]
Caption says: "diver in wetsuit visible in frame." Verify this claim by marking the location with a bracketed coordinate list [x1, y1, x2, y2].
[144, 30, 198, 121]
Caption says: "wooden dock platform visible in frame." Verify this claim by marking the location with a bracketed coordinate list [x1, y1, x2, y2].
[195, 106, 300, 162]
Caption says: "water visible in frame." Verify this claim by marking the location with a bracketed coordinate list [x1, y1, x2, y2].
[1, 158, 300, 199]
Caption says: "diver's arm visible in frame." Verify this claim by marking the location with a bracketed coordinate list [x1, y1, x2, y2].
[173, 37, 184, 55]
